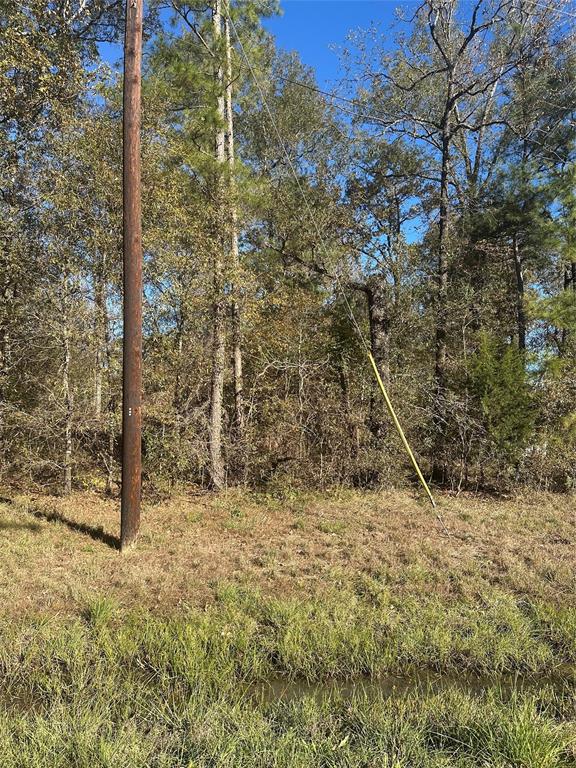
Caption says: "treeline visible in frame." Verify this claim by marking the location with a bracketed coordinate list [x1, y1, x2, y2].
[1, 0, 575, 496]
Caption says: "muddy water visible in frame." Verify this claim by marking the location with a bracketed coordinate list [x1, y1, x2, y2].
[251, 668, 576, 705]
[1, 668, 574, 715]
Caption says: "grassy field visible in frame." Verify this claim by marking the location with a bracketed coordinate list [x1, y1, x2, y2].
[0, 488, 575, 765]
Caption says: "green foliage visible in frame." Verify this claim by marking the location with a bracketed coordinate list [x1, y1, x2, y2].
[536, 292, 576, 340]
[556, 163, 576, 265]
[470, 334, 535, 465]
[2, 0, 576, 492]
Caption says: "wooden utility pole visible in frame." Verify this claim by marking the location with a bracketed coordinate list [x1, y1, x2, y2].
[121, 0, 143, 550]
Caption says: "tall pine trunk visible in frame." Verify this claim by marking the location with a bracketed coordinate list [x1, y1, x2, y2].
[224, 10, 245, 442]
[208, 0, 227, 490]
[61, 268, 73, 495]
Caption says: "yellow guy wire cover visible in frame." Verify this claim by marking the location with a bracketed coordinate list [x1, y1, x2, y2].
[368, 353, 436, 509]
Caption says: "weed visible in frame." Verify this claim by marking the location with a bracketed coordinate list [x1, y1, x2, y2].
[316, 519, 347, 535]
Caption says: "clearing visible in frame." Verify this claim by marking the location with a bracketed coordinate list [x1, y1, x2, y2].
[0, 487, 574, 614]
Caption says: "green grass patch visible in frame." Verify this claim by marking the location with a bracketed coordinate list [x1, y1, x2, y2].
[0, 587, 575, 766]
[1, 677, 575, 766]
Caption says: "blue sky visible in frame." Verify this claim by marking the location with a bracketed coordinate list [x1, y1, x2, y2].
[268, 1, 576, 89]
[99, 1, 415, 82]
[99, 1, 576, 88]
[263, 1, 407, 86]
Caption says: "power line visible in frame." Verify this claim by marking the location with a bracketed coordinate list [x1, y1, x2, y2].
[275, 75, 367, 111]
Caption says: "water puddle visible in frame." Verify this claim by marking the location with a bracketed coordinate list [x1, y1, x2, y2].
[1, 667, 573, 715]
[251, 667, 576, 704]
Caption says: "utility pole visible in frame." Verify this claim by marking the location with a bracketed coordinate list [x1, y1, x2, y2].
[121, 0, 143, 550]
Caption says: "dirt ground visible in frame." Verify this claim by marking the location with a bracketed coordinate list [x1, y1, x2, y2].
[0, 487, 574, 615]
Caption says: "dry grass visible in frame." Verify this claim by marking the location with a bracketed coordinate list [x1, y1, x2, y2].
[0, 487, 574, 616]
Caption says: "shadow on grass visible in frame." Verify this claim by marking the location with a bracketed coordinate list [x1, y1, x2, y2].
[27, 506, 119, 550]
[0, 519, 43, 533]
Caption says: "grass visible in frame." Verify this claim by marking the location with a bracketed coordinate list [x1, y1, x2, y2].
[0, 643, 575, 766]
[0, 487, 574, 765]
[0, 587, 574, 765]
[0, 487, 574, 615]
[2, 587, 576, 691]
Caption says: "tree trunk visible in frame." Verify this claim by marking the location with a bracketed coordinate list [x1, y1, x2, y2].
[174, 312, 184, 418]
[512, 233, 526, 352]
[435, 127, 450, 394]
[97, 267, 115, 496]
[61, 272, 73, 495]
[224, 10, 245, 442]
[366, 281, 391, 442]
[209, 297, 226, 489]
[297, 328, 306, 458]
[338, 354, 358, 459]
[431, 121, 451, 483]
[173, 309, 189, 464]
[0, 283, 12, 400]
[105, 323, 116, 496]
[93, 254, 107, 419]
[367, 283, 391, 384]
[208, 0, 227, 490]
[560, 261, 576, 350]
[106, 404, 115, 495]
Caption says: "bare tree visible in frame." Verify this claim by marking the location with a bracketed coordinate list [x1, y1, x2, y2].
[353, 0, 533, 478]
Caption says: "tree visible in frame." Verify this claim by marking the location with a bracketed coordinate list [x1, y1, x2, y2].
[345, 141, 428, 439]
[2, 0, 575, 496]
[0, 0, 123, 487]
[347, 0, 574, 481]
[471, 332, 535, 472]
[224, 8, 245, 442]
